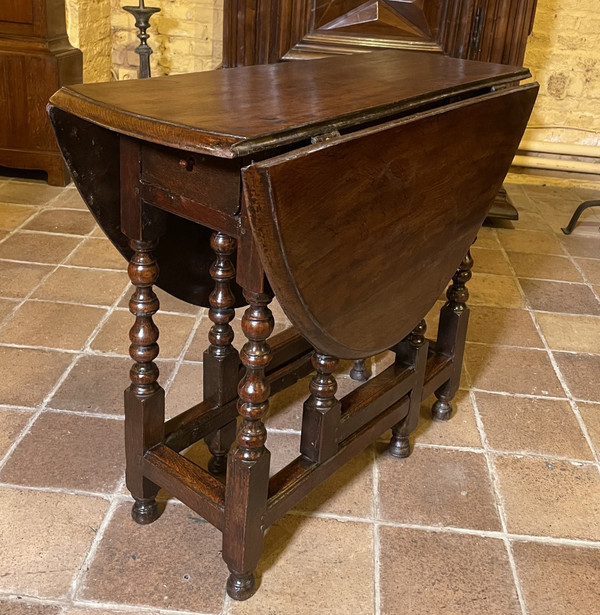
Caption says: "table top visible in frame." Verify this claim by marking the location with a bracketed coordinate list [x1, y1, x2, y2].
[49, 50, 529, 158]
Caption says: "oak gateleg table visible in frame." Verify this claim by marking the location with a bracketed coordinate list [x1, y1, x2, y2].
[48, 50, 537, 600]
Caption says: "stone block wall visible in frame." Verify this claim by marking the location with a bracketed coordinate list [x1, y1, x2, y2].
[525, 0, 600, 147]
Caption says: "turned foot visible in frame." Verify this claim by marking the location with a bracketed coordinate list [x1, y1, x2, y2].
[227, 570, 256, 601]
[432, 397, 452, 422]
[207, 453, 228, 476]
[131, 498, 159, 525]
[389, 434, 411, 458]
[350, 358, 370, 381]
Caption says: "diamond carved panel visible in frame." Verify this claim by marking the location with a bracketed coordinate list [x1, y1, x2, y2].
[315, 0, 437, 41]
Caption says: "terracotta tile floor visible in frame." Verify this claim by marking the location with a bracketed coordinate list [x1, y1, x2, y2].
[0, 175, 599, 614]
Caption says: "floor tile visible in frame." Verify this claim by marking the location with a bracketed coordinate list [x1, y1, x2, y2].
[55, 189, 87, 209]
[0, 297, 18, 322]
[78, 502, 226, 612]
[0, 261, 52, 298]
[561, 234, 600, 259]
[578, 402, 600, 452]
[0, 301, 106, 350]
[32, 267, 128, 305]
[0, 408, 32, 458]
[470, 247, 513, 275]
[230, 516, 373, 615]
[0, 232, 81, 264]
[0, 347, 73, 407]
[497, 229, 565, 255]
[165, 362, 204, 419]
[519, 279, 600, 315]
[464, 344, 564, 396]
[474, 226, 501, 249]
[378, 446, 500, 530]
[554, 352, 600, 401]
[0, 412, 125, 492]
[409, 391, 482, 448]
[23, 209, 96, 236]
[475, 392, 592, 459]
[468, 274, 525, 308]
[0, 203, 37, 230]
[65, 609, 141, 615]
[507, 251, 582, 282]
[513, 541, 600, 615]
[90, 309, 194, 358]
[494, 455, 600, 539]
[0, 601, 61, 614]
[48, 355, 175, 416]
[536, 312, 600, 352]
[0, 487, 108, 599]
[379, 527, 521, 615]
[0, 181, 64, 206]
[66, 238, 127, 270]
[118, 285, 203, 315]
[575, 256, 600, 284]
[467, 306, 543, 347]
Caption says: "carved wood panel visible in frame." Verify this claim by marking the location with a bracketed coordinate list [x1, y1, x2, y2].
[223, 0, 537, 68]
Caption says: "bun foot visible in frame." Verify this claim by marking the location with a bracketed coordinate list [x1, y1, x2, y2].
[389, 435, 411, 458]
[432, 398, 452, 422]
[131, 498, 159, 525]
[350, 358, 370, 382]
[208, 454, 228, 476]
[227, 571, 256, 601]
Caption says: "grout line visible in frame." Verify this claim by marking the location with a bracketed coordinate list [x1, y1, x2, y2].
[372, 445, 381, 615]
[468, 389, 529, 615]
[67, 496, 122, 602]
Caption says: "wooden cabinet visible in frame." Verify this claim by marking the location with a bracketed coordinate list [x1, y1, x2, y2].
[0, 0, 82, 185]
[223, 0, 538, 219]
[223, 0, 538, 67]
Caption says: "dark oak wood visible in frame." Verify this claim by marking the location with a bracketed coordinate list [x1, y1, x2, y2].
[48, 51, 538, 601]
[243, 85, 537, 357]
[223, 0, 537, 66]
[0, 0, 82, 184]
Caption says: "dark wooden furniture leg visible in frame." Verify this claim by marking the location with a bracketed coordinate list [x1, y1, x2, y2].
[432, 250, 473, 422]
[203, 231, 240, 475]
[125, 238, 165, 524]
[222, 289, 274, 600]
[389, 319, 428, 457]
[350, 358, 371, 381]
[301, 352, 341, 462]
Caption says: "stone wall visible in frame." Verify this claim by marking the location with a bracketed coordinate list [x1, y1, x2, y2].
[524, 0, 600, 147]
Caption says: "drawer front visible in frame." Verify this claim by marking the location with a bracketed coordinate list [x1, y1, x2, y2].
[0, 0, 33, 24]
[141, 143, 241, 216]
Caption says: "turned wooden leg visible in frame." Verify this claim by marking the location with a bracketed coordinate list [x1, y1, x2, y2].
[389, 320, 428, 458]
[203, 232, 240, 475]
[432, 250, 473, 422]
[350, 358, 370, 381]
[125, 238, 165, 525]
[301, 352, 341, 463]
[223, 290, 274, 601]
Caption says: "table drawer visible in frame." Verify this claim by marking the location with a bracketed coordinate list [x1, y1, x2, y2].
[141, 142, 241, 215]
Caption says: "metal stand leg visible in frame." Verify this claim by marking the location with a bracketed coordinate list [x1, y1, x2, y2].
[561, 200, 600, 235]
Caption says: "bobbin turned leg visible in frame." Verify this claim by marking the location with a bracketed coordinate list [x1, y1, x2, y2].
[223, 290, 274, 601]
[432, 250, 473, 422]
[125, 238, 164, 525]
[389, 319, 428, 458]
[301, 353, 341, 463]
[203, 232, 239, 476]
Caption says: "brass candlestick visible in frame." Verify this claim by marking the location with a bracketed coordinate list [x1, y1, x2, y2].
[123, 0, 160, 79]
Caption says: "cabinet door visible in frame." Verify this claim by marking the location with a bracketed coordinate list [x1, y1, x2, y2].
[0, 1, 34, 24]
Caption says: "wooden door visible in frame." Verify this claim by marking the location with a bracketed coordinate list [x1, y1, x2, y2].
[223, 0, 537, 68]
